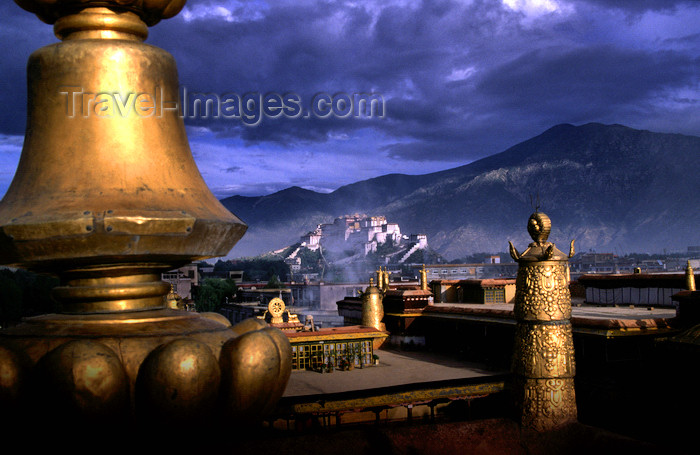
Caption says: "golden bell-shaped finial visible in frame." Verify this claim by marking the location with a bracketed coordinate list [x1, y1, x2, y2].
[0, 0, 291, 431]
[1, 0, 246, 313]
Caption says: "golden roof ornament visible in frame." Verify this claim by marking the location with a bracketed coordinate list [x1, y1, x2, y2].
[361, 277, 385, 333]
[267, 297, 286, 325]
[375, 268, 382, 292]
[258, 298, 303, 331]
[364, 277, 382, 296]
[509, 212, 575, 262]
[0, 0, 291, 430]
[509, 211, 577, 432]
[165, 284, 183, 310]
[686, 261, 696, 291]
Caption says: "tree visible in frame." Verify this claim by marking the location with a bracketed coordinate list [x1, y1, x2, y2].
[264, 275, 283, 289]
[296, 247, 321, 267]
[192, 278, 237, 313]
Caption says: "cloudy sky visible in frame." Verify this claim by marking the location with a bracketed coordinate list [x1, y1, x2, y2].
[0, 0, 699, 198]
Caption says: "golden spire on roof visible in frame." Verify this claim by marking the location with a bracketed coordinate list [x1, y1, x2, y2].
[509, 212, 577, 432]
[165, 283, 183, 310]
[362, 276, 385, 336]
[686, 261, 696, 291]
[420, 264, 428, 291]
[509, 212, 575, 262]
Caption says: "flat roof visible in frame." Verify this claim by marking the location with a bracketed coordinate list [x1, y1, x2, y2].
[285, 325, 388, 342]
[578, 272, 698, 288]
[423, 302, 677, 334]
[282, 348, 506, 399]
[431, 278, 515, 286]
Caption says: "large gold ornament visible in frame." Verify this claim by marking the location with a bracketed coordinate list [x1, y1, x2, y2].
[0, 0, 291, 429]
[33, 339, 130, 420]
[509, 212, 577, 432]
[135, 338, 221, 422]
[361, 278, 386, 332]
[267, 297, 286, 324]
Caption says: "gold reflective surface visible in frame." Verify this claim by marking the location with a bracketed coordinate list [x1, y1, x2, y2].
[0, 1, 291, 427]
[362, 278, 386, 332]
[686, 261, 696, 291]
[0, 8, 245, 276]
[509, 212, 577, 431]
[515, 377, 577, 433]
[420, 264, 428, 291]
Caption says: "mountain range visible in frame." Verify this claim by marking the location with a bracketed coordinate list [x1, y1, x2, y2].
[220, 123, 700, 260]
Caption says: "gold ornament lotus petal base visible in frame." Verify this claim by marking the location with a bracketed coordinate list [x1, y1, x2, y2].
[0, 311, 292, 427]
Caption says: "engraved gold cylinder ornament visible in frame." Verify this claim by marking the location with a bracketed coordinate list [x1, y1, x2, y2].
[509, 212, 577, 431]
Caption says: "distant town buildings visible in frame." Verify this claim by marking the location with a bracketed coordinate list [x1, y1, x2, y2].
[415, 261, 517, 281]
[219, 280, 359, 329]
[578, 270, 699, 308]
[430, 279, 516, 304]
[569, 252, 699, 277]
[168, 241, 700, 330]
[161, 263, 198, 300]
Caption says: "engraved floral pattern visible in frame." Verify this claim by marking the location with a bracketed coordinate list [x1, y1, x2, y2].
[512, 323, 576, 377]
[514, 263, 571, 321]
[518, 378, 578, 431]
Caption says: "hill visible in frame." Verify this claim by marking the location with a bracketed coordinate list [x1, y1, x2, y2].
[221, 123, 700, 259]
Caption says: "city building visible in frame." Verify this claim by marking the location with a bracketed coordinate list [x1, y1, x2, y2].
[416, 262, 518, 281]
[298, 213, 425, 258]
[221, 281, 358, 328]
[578, 271, 700, 307]
[286, 326, 387, 371]
[234, 284, 292, 306]
[161, 263, 199, 300]
[288, 282, 359, 327]
[430, 278, 516, 304]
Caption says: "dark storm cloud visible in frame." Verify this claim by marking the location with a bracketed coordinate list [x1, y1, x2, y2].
[142, 0, 525, 158]
[1, 0, 699, 172]
[581, 0, 697, 13]
[150, 1, 379, 92]
[148, 0, 699, 163]
[477, 45, 698, 117]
